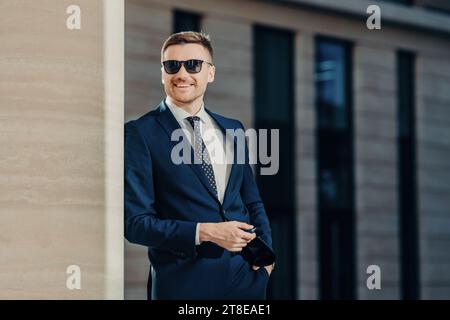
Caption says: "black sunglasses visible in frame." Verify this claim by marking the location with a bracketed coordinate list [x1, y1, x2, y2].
[162, 59, 213, 74]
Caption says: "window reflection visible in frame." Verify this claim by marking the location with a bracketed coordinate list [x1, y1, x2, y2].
[316, 42, 347, 130]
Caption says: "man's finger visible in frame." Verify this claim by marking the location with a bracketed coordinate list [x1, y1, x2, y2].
[236, 222, 254, 230]
[234, 242, 247, 248]
[252, 265, 260, 271]
[239, 231, 256, 241]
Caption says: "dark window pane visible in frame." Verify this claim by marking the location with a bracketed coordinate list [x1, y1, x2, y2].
[397, 50, 420, 300]
[173, 10, 201, 33]
[398, 52, 414, 138]
[380, 0, 413, 5]
[254, 25, 296, 300]
[316, 41, 349, 130]
[315, 37, 355, 300]
[318, 133, 353, 210]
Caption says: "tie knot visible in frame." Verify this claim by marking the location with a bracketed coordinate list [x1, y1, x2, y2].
[186, 116, 201, 129]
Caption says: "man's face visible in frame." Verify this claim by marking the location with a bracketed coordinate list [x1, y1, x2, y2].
[161, 43, 215, 106]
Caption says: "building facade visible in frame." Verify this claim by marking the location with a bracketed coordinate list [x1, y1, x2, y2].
[125, 0, 450, 299]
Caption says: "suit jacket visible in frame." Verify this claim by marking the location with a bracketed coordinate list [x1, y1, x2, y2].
[124, 100, 273, 299]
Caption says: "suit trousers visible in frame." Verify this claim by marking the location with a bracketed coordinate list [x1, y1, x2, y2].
[147, 252, 269, 300]
[223, 253, 270, 300]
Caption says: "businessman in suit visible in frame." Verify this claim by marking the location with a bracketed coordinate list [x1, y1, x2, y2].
[125, 31, 274, 300]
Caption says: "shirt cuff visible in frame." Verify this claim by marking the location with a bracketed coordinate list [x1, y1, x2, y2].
[195, 223, 201, 245]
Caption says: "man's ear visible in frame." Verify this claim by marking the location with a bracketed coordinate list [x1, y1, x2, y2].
[208, 65, 215, 83]
[161, 67, 165, 84]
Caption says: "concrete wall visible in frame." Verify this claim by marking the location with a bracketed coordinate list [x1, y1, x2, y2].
[354, 44, 400, 299]
[0, 0, 123, 299]
[295, 31, 318, 300]
[417, 54, 450, 299]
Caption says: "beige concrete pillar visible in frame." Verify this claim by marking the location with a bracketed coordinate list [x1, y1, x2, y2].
[0, 0, 123, 299]
[295, 30, 319, 300]
[354, 44, 400, 299]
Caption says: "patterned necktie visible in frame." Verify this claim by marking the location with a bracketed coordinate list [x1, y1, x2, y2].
[186, 116, 218, 199]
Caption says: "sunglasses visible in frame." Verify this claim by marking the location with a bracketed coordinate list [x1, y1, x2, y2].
[162, 59, 213, 74]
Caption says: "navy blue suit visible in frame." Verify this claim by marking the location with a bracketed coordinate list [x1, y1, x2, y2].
[124, 101, 273, 299]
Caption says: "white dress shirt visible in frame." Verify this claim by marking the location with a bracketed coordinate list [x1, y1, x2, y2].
[165, 98, 232, 245]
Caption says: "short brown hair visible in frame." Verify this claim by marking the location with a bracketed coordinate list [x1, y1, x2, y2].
[161, 31, 214, 61]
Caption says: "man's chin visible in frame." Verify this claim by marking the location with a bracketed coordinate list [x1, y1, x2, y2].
[171, 95, 200, 105]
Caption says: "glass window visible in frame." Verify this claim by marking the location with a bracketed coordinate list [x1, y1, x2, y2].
[254, 25, 296, 300]
[173, 10, 201, 33]
[315, 37, 355, 300]
[397, 50, 419, 300]
[316, 41, 348, 130]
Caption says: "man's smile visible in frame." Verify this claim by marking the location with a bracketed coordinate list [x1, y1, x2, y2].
[173, 83, 194, 88]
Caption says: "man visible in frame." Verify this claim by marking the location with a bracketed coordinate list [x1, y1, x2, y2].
[125, 31, 274, 300]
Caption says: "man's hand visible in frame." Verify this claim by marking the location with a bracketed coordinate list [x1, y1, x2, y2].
[199, 221, 256, 252]
[252, 264, 274, 277]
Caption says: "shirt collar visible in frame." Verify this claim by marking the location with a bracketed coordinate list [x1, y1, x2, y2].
[165, 97, 207, 124]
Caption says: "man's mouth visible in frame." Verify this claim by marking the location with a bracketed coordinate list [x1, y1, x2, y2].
[173, 83, 193, 88]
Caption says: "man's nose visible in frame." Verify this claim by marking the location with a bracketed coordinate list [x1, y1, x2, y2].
[173, 66, 190, 82]
[176, 63, 190, 77]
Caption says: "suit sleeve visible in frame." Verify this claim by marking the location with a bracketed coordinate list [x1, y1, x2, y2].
[124, 121, 197, 257]
[238, 122, 273, 248]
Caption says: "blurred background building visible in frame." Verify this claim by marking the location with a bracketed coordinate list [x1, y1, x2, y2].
[124, 0, 450, 299]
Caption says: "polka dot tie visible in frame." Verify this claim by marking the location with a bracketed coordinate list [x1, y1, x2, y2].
[186, 116, 218, 199]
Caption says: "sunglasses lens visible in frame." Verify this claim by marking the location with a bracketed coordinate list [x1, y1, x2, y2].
[184, 60, 203, 73]
[163, 60, 181, 74]
[163, 60, 205, 74]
